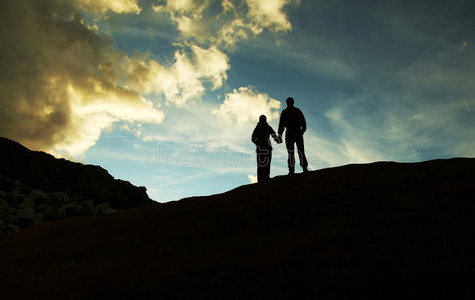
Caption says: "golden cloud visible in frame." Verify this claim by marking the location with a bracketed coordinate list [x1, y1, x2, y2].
[76, 0, 141, 14]
[248, 174, 258, 183]
[0, 0, 160, 157]
[212, 87, 281, 124]
[124, 45, 229, 107]
[153, 0, 297, 48]
[246, 0, 293, 34]
[152, 0, 211, 43]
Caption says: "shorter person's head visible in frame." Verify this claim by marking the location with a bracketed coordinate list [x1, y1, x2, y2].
[259, 115, 267, 122]
[286, 97, 294, 106]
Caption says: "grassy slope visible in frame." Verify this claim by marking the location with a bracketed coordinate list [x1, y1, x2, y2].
[1, 158, 474, 299]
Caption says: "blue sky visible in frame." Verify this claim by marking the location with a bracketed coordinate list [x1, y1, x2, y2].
[1, 0, 474, 202]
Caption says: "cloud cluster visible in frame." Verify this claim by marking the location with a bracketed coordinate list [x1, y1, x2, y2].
[213, 87, 281, 124]
[0, 0, 163, 157]
[143, 0, 297, 132]
[0, 0, 297, 158]
[153, 0, 296, 48]
[125, 45, 229, 107]
[246, 0, 293, 33]
[76, 0, 141, 14]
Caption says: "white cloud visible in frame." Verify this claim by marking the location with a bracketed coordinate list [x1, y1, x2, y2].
[125, 46, 229, 107]
[152, 0, 210, 42]
[47, 81, 164, 158]
[212, 87, 281, 124]
[248, 174, 257, 183]
[217, 18, 250, 48]
[222, 0, 235, 12]
[143, 100, 257, 153]
[76, 0, 141, 14]
[152, 0, 297, 48]
[246, 0, 293, 34]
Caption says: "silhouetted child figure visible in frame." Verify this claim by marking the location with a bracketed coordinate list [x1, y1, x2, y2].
[278, 97, 309, 174]
[252, 115, 281, 183]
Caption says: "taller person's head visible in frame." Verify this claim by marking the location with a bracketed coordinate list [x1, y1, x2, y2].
[286, 97, 294, 106]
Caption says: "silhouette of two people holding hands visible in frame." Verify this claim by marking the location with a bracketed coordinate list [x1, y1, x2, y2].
[252, 97, 309, 183]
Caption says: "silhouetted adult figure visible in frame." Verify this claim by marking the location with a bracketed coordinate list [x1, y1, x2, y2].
[278, 97, 308, 174]
[252, 115, 281, 183]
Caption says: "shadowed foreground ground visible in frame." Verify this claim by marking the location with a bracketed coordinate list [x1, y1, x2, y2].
[1, 158, 474, 299]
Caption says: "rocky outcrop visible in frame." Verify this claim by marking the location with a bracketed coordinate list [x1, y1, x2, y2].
[0, 176, 118, 234]
[0, 137, 154, 234]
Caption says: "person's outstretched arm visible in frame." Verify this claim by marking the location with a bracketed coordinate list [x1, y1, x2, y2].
[269, 125, 281, 144]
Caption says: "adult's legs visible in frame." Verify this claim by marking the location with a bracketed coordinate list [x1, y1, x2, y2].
[285, 138, 295, 174]
[295, 135, 308, 170]
[257, 149, 272, 182]
[263, 151, 272, 180]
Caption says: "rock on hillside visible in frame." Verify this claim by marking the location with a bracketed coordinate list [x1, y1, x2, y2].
[0, 158, 474, 298]
[0, 137, 154, 234]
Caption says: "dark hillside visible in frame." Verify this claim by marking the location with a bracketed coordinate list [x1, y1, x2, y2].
[0, 158, 474, 299]
[0, 137, 154, 233]
[0, 137, 152, 208]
